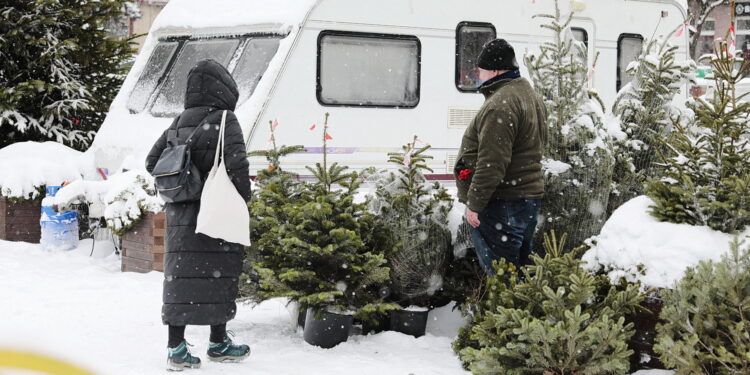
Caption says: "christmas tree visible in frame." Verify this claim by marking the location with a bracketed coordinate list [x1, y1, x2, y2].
[369, 136, 453, 307]
[524, 0, 615, 250]
[458, 231, 642, 375]
[608, 31, 695, 216]
[240, 120, 306, 302]
[0, 1, 135, 150]
[647, 42, 750, 233]
[655, 238, 750, 375]
[251, 114, 396, 318]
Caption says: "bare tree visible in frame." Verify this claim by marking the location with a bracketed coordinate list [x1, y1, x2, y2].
[689, 0, 727, 59]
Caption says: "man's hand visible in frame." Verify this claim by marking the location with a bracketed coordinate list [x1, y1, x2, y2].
[465, 207, 481, 228]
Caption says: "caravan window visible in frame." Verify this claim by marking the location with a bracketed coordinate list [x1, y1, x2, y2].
[571, 27, 588, 48]
[617, 34, 644, 91]
[456, 22, 497, 92]
[151, 39, 240, 116]
[232, 38, 281, 105]
[126, 42, 178, 113]
[317, 31, 420, 108]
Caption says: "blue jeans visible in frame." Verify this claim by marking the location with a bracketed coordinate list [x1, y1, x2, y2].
[470, 199, 541, 275]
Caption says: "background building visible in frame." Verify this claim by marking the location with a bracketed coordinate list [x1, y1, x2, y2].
[130, 0, 169, 51]
[692, 1, 750, 59]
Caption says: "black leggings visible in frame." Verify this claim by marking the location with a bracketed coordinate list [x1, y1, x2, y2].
[168, 324, 226, 348]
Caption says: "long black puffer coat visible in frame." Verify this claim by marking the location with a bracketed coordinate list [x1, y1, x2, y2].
[146, 59, 251, 326]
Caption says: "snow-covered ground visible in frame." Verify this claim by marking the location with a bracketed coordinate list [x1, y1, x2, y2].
[0, 239, 468, 375]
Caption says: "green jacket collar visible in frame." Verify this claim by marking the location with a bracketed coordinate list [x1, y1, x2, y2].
[479, 77, 518, 98]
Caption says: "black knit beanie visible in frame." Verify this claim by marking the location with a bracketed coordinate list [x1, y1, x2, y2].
[477, 38, 519, 71]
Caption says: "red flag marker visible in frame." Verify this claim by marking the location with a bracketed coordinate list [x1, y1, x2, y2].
[268, 135, 275, 142]
[674, 23, 686, 38]
[309, 124, 316, 131]
[325, 132, 333, 140]
[272, 119, 279, 130]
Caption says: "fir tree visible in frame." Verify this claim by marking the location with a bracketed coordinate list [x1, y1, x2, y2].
[370, 136, 453, 306]
[240, 120, 306, 302]
[251, 114, 396, 318]
[0, 1, 135, 150]
[458, 231, 642, 375]
[608, 32, 696, 216]
[524, 0, 615, 250]
[646, 42, 750, 233]
[654, 238, 750, 375]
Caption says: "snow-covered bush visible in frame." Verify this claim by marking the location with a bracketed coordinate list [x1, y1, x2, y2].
[583, 196, 749, 290]
[647, 44, 750, 234]
[654, 238, 750, 375]
[52, 169, 164, 236]
[524, 0, 615, 250]
[608, 33, 695, 216]
[457, 232, 642, 375]
[0, 141, 96, 202]
[102, 171, 163, 236]
[369, 136, 453, 307]
[0, 1, 135, 150]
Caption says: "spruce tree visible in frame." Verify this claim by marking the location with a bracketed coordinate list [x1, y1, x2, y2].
[524, 0, 615, 250]
[0, 0, 135, 150]
[458, 232, 642, 375]
[646, 42, 750, 233]
[370, 136, 453, 306]
[654, 238, 750, 375]
[608, 32, 695, 216]
[240, 120, 306, 302]
[251, 114, 396, 318]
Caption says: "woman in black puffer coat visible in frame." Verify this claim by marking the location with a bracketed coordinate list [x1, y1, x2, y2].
[146, 59, 251, 370]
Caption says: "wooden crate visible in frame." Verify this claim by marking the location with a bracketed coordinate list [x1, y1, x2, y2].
[0, 197, 41, 243]
[121, 212, 165, 273]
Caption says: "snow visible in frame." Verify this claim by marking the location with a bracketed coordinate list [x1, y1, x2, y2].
[542, 158, 572, 176]
[151, 0, 318, 32]
[0, 142, 97, 200]
[0, 239, 469, 375]
[582, 196, 750, 289]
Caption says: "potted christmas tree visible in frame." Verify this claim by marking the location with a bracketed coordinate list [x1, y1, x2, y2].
[370, 136, 453, 337]
[241, 119, 306, 327]
[252, 114, 396, 348]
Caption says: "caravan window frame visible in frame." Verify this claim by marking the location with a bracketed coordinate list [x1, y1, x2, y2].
[128, 33, 284, 117]
[455, 21, 497, 93]
[571, 27, 588, 48]
[617, 33, 644, 92]
[316, 30, 422, 109]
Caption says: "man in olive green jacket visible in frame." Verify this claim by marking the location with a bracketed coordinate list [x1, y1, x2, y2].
[454, 39, 547, 274]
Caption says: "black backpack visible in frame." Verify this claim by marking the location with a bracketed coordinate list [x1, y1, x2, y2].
[151, 118, 204, 203]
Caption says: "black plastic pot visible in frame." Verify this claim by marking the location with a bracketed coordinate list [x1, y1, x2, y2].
[390, 309, 429, 338]
[297, 309, 306, 328]
[303, 307, 353, 348]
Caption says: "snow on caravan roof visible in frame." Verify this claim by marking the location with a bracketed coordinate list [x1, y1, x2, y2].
[151, 0, 318, 32]
[90, 0, 318, 171]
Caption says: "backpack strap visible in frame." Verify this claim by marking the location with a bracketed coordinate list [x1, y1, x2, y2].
[185, 123, 204, 145]
[166, 115, 182, 146]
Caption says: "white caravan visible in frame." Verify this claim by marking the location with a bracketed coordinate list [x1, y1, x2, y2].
[91, 0, 690, 179]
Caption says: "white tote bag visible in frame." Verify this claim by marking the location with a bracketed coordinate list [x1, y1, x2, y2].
[195, 110, 251, 246]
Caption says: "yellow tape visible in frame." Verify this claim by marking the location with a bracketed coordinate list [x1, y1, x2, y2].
[0, 349, 95, 375]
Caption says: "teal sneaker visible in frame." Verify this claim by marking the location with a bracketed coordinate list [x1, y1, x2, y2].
[167, 340, 201, 371]
[207, 331, 250, 362]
